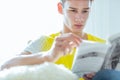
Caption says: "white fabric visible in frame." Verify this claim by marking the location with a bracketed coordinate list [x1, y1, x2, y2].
[24, 35, 49, 54]
[0, 62, 78, 80]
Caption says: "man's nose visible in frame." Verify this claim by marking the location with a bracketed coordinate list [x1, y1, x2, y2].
[75, 14, 84, 22]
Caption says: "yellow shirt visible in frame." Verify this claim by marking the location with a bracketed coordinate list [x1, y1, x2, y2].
[49, 33, 105, 80]
[41, 32, 105, 69]
[27, 32, 105, 80]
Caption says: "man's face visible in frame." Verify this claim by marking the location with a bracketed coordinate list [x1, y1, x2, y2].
[62, 0, 90, 33]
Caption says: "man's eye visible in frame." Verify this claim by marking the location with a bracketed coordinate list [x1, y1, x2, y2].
[70, 10, 77, 13]
[82, 11, 89, 13]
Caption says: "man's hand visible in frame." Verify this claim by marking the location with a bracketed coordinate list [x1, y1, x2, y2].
[0, 56, 22, 70]
[83, 72, 96, 80]
[50, 33, 82, 62]
[0, 33, 82, 71]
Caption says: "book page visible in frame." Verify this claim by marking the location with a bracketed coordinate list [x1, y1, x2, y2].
[72, 40, 109, 77]
[102, 32, 120, 70]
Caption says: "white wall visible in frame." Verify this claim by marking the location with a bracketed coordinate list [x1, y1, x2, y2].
[109, 0, 120, 36]
[85, 0, 120, 39]
[0, 0, 61, 63]
[85, 0, 110, 39]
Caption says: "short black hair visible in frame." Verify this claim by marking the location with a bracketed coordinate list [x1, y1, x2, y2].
[60, 0, 93, 4]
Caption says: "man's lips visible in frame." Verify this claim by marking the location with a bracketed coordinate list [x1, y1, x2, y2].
[74, 24, 83, 29]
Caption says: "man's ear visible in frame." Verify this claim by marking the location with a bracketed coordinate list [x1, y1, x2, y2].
[57, 2, 63, 14]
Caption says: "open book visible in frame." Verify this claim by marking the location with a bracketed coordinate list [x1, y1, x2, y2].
[72, 33, 120, 78]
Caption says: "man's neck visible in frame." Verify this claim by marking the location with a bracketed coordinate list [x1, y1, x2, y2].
[61, 25, 88, 40]
[60, 30, 87, 40]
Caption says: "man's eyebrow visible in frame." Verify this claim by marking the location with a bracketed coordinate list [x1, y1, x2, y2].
[69, 7, 77, 9]
[83, 7, 90, 10]
[69, 7, 90, 10]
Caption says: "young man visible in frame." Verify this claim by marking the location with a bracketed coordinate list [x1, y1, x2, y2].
[1, 0, 120, 80]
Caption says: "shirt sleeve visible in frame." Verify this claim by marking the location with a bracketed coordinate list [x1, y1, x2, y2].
[24, 35, 51, 54]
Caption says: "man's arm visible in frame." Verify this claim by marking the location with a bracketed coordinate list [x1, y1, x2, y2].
[0, 51, 54, 70]
[0, 33, 81, 70]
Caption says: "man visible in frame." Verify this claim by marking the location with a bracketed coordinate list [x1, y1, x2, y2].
[1, 0, 119, 80]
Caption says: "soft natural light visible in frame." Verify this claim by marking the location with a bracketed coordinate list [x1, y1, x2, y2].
[0, 0, 62, 63]
[1, 0, 120, 64]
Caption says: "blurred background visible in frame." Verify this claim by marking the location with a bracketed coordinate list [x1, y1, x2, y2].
[0, 0, 120, 63]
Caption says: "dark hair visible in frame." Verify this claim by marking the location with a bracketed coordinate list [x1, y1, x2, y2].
[61, 0, 93, 4]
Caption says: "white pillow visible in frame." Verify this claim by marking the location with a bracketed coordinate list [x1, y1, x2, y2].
[0, 62, 78, 80]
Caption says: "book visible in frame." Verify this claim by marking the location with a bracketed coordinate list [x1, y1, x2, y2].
[72, 32, 120, 78]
